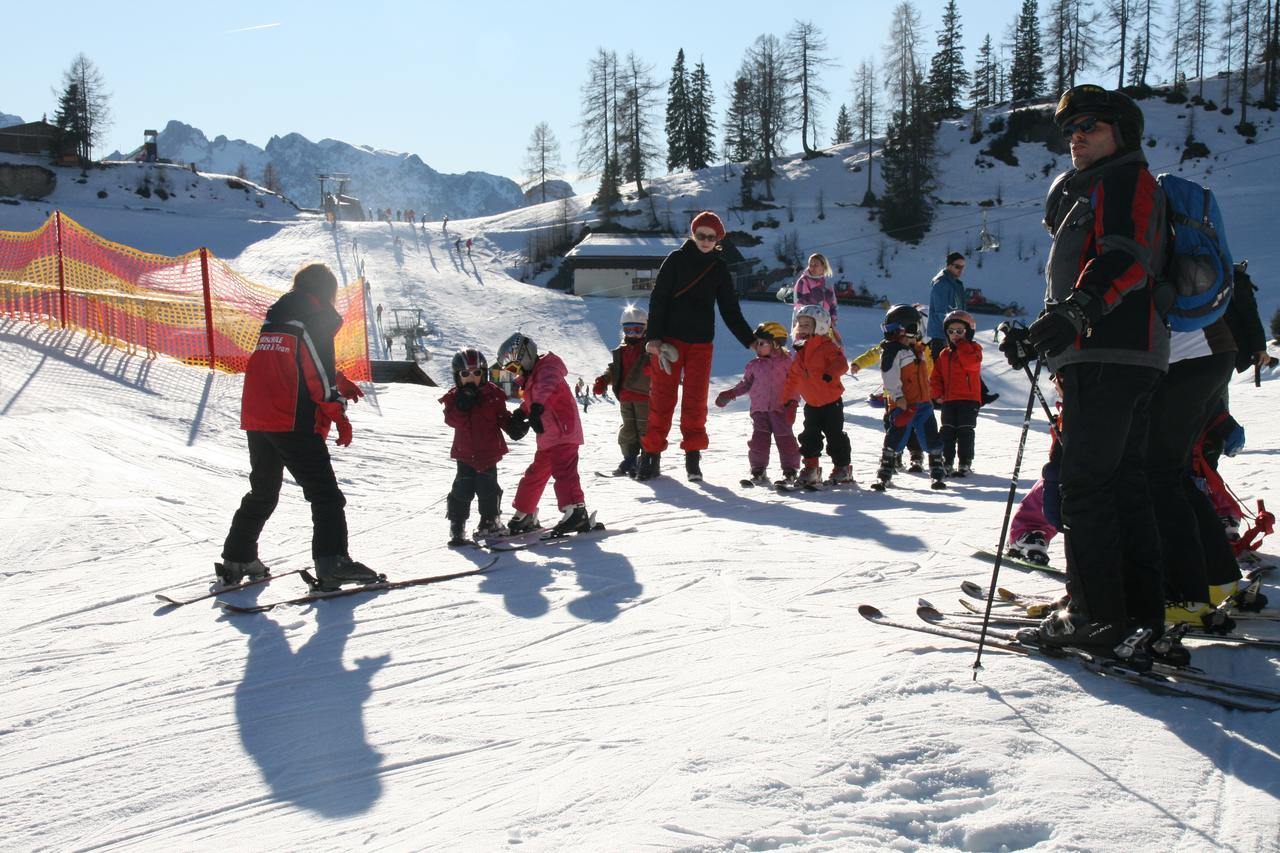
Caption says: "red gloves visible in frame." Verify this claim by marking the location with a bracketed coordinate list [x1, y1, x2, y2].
[893, 405, 916, 428]
[592, 376, 608, 396]
[315, 401, 353, 446]
[784, 398, 798, 425]
[335, 372, 364, 403]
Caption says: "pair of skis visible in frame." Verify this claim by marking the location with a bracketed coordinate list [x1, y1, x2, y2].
[859, 603, 1280, 712]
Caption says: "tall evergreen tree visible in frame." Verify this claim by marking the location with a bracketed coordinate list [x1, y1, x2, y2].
[52, 83, 87, 161]
[788, 19, 834, 156]
[724, 73, 759, 165]
[879, 77, 937, 243]
[54, 53, 110, 160]
[1009, 0, 1047, 101]
[970, 34, 998, 107]
[927, 0, 969, 116]
[665, 49, 691, 171]
[688, 61, 717, 170]
[832, 103, 854, 144]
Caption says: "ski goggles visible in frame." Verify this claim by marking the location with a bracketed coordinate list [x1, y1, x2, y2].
[457, 368, 485, 377]
[622, 323, 646, 336]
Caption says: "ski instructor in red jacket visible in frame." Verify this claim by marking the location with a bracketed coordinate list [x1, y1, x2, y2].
[220, 262, 380, 592]
[637, 211, 755, 482]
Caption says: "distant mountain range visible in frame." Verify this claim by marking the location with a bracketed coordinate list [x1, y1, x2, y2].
[104, 119, 527, 219]
[0, 111, 24, 128]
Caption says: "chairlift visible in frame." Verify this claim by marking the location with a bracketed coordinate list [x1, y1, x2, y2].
[979, 211, 1001, 252]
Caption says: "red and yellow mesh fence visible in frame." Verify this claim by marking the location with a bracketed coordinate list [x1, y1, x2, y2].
[0, 212, 370, 380]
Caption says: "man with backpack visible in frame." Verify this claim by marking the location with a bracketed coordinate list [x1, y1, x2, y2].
[1001, 85, 1169, 663]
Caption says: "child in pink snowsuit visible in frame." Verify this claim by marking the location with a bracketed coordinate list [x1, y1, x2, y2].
[793, 253, 840, 343]
[715, 321, 801, 483]
[497, 333, 592, 536]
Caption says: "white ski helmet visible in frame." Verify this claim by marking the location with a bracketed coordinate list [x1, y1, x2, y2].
[620, 304, 648, 326]
[793, 304, 831, 337]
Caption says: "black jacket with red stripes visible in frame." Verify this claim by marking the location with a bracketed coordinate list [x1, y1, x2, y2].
[240, 290, 343, 432]
[1042, 150, 1170, 373]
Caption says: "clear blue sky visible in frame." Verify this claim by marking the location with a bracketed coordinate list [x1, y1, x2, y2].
[3, 1, 1029, 188]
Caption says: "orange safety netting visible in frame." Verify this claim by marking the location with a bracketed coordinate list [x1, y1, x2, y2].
[0, 212, 370, 380]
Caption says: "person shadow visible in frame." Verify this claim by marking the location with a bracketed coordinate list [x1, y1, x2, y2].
[225, 596, 388, 816]
[478, 535, 642, 622]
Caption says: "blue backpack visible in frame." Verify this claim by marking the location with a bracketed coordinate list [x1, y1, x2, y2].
[1155, 173, 1234, 332]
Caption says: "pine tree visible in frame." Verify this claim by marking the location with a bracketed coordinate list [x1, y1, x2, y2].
[788, 19, 834, 157]
[54, 53, 110, 160]
[665, 49, 691, 171]
[688, 61, 716, 170]
[970, 34, 997, 107]
[743, 33, 793, 199]
[832, 103, 854, 144]
[879, 77, 937, 243]
[926, 0, 969, 117]
[724, 73, 758, 166]
[1009, 0, 1046, 101]
[579, 48, 621, 210]
[620, 52, 661, 196]
[853, 60, 879, 205]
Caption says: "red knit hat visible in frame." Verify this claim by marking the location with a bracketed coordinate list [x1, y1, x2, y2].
[690, 211, 725, 240]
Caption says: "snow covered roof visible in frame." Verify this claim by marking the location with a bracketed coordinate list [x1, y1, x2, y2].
[565, 233, 684, 259]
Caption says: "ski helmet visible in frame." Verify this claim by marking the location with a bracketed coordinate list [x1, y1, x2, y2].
[451, 347, 488, 386]
[754, 320, 789, 345]
[620, 304, 648, 339]
[942, 309, 976, 341]
[881, 303, 924, 338]
[1054, 84, 1143, 151]
[793, 304, 831, 337]
[496, 332, 538, 374]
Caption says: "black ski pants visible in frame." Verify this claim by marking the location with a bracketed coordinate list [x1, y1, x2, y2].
[939, 400, 979, 466]
[799, 399, 851, 466]
[1146, 352, 1240, 598]
[1057, 362, 1164, 627]
[224, 430, 348, 562]
[447, 461, 502, 522]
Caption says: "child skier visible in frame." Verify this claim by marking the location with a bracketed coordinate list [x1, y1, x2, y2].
[872, 304, 946, 491]
[793, 253, 840, 343]
[929, 309, 983, 477]
[593, 305, 652, 477]
[440, 347, 525, 546]
[781, 305, 852, 487]
[498, 332, 594, 536]
[715, 321, 801, 486]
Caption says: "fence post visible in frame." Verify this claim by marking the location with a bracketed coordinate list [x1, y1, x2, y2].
[55, 211, 67, 328]
[199, 247, 217, 370]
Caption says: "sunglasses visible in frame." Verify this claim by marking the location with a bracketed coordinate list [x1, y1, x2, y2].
[946, 327, 967, 336]
[693, 231, 719, 242]
[1061, 116, 1105, 138]
[458, 368, 485, 377]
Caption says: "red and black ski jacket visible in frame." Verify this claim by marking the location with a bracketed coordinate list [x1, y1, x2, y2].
[240, 290, 343, 433]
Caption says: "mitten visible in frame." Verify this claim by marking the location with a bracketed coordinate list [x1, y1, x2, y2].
[504, 409, 530, 441]
[335, 371, 364, 402]
[592, 376, 608, 396]
[528, 402, 545, 434]
[715, 391, 732, 408]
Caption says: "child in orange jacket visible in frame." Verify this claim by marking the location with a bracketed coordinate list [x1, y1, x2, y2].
[872, 304, 946, 491]
[929, 309, 983, 477]
[781, 305, 851, 486]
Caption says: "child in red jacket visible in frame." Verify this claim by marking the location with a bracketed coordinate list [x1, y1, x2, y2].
[441, 347, 525, 546]
[781, 305, 851, 487]
[929, 310, 983, 477]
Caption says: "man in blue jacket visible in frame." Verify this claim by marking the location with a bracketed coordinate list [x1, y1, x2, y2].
[928, 253, 997, 404]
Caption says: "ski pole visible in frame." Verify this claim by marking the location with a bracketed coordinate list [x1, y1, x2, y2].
[972, 356, 1043, 679]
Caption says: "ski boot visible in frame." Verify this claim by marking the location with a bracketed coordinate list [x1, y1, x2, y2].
[827, 464, 855, 485]
[1109, 626, 1156, 672]
[685, 450, 703, 482]
[636, 451, 661, 482]
[796, 459, 822, 488]
[549, 503, 594, 537]
[775, 468, 799, 490]
[1008, 531, 1050, 566]
[955, 460, 973, 478]
[870, 448, 896, 491]
[447, 518, 472, 548]
[1149, 623, 1193, 668]
[612, 453, 638, 478]
[928, 452, 947, 489]
[907, 453, 925, 474]
[312, 555, 383, 592]
[746, 467, 771, 487]
[216, 558, 271, 587]
[507, 511, 541, 535]
[473, 515, 508, 540]
[1016, 609, 1134, 662]
[1165, 602, 1236, 635]
[893, 453, 905, 473]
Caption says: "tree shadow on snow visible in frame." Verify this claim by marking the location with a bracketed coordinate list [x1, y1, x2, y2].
[225, 598, 388, 817]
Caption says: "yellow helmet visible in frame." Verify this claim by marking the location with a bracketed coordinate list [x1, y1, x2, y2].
[755, 321, 789, 344]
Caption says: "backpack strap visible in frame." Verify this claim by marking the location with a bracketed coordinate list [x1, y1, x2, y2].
[673, 262, 718, 299]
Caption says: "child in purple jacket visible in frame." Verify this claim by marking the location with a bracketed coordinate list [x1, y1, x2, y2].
[715, 321, 801, 486]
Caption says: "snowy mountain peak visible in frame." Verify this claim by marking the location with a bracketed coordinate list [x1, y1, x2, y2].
[0, 110, 25, 128]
